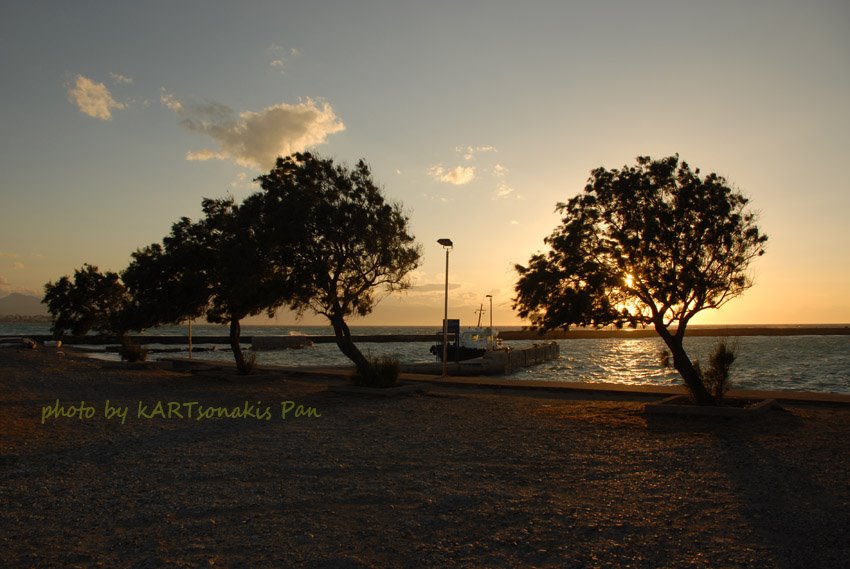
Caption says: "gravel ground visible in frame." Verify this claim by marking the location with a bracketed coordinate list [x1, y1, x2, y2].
[1, 347, 849, 568]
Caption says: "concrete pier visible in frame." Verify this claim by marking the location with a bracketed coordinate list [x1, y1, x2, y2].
[485, 342, 560, 373]
[400, 342, 559, 376]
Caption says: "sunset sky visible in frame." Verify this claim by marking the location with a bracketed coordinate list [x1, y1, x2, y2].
[1, 1, 848, 326]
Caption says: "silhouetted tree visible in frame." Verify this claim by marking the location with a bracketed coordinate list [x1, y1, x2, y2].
[122, 219, 209, 331]
[199, 196, 290, 371]
[43, 264, 128, 337]
[123, 197, 287, 373]
[255, 152, 421, 378]
[514, 155, 767, 405]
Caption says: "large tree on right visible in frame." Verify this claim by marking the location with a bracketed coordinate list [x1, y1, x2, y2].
[514, 155, 768, 405]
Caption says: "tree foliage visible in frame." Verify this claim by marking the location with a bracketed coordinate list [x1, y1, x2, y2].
[43, 264, 129, 337]
[44, 152, 418, 379]
[122, 220, 209, 331]
[514, 155, 767, 404]
[123, 197, 287, 373]
[255, 152, 421, 378]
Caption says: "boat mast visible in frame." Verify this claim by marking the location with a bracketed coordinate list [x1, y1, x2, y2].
[475, 303, 485, 327]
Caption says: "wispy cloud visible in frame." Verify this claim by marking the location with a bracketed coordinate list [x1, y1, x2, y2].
[456, 145, 497, 161]
[494, 181, 514, 199]
[164, 97, 345, 170]
[159, 88, 183, 112]
[67, 74, 127, 120]
[186, 148, 227, 162]
[109, 72, 133, 85]
[269, 44, 301, 74]
[410, 283, 462, 293]
[422, 192, 453, 203]
[428, 165, 476, 185]
[0, 274, 35, 296]
[229, 171, 257, 191]
[428, 145, 520, 199]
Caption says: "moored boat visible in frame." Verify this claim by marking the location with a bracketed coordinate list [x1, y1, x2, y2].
[430, 327, 501, 362]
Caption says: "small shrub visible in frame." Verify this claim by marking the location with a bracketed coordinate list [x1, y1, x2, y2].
[351, 356, 400, 388]
[703, 338, 738, 402]
[685, 339, 738, 403]
[118, 337, 148, 362]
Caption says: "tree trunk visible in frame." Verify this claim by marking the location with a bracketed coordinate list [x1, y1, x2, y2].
[655, 323, 715, 406]
[229, 317, 248, 374]
[329, 314, 370, 377]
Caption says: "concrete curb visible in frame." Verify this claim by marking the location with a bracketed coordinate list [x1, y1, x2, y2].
[327, 383, 432, 396]
[644, 395, 780, 417]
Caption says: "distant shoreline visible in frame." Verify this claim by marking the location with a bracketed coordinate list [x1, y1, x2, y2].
[3, 324, 849, 345]
[500, 325, 850, 340]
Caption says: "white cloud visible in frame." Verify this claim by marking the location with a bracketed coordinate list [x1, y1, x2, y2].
[12, 261, 24, 270]
[109, 72, 133, 85]
[67, 74, 127, 120]
[510, 220, 520, 225]
[428, 165, 476, 185]
[174, 98, 345, 170]
[493, 163, 509, 177]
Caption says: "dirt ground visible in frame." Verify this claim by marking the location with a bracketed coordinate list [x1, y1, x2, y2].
[2, 347, 849, 568]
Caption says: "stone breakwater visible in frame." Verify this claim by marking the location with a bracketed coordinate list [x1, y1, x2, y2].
[499, 326, 850, 340]
[24, 333, 438, 345]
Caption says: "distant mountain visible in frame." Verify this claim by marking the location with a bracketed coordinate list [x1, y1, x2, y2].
[0, 293, 48, 317]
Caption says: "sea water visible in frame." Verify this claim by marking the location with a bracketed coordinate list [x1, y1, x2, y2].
[3, 323, 848, 394]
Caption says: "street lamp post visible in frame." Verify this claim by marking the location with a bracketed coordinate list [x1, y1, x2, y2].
[437, 238, 453, 377]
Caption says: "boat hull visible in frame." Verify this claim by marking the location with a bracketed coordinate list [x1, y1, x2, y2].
[429, 344, 487, 362]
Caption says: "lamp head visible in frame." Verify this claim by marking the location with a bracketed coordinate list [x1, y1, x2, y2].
[437, 238, 453, 248]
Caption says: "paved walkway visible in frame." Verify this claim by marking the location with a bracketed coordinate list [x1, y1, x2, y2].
[161, 357, 850, 406]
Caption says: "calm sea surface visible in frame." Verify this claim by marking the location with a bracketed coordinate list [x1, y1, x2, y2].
[3, 323, 848, 394]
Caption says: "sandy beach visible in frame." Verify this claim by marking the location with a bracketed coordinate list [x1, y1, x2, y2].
[2, 347, 849, 568]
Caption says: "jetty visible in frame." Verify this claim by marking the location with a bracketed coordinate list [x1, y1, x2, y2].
[401, 342, 560, 376]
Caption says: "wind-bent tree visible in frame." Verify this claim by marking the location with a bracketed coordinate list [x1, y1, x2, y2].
[514, 155, 767, 405]
[43, 264, 129, 337]
[123, 197, 287, 373]
[199, 196, 291, 371]
[255, 152, 421, 378]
